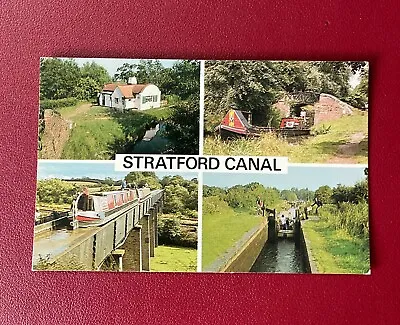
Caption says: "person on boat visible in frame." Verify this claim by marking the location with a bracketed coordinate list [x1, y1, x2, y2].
[77, 187, 94, 211]
[280, 214, 286, 230]
[121, 179, 127, 190]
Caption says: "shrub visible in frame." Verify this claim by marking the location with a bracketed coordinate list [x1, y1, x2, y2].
[157, 216, 197, 248]
[40, 97, 79, 110]
[319, 202, 369, 239]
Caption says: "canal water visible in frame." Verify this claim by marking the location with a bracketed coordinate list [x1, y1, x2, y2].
[132, 123, 171, 154]
[250, 239, 307, 273]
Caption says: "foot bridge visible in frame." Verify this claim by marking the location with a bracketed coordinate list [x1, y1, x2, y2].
[33, 189, 164, 271]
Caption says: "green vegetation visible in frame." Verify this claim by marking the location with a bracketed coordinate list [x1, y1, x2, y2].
[125, 172, 198, 248]
[302, 220, 369, 273]
[39, 59, 200, 158]
[303, 178, 369, 273]
[37, 179, 77, 205]
[202, 196, 264, 269]
[204, 111, 368, 163]
[40, 97, 79, 110]
[205, 60, 368, 132]
[202, 183, 287, 268]
[151, 246, 197, 272]
[61, 108, 125, 159]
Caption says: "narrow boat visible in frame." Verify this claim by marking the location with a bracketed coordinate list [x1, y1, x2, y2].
[70, 187, 150, 228]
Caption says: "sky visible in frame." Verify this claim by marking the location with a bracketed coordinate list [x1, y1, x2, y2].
[60, 58, 179, 78]
[37, 161, 197, 181]
[203, 165, 367, 190]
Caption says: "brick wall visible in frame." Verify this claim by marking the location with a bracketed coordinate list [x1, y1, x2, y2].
[314, 93, 353, 125]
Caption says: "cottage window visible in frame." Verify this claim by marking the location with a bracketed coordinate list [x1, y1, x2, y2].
[152, 95, 158, 102]
[115, 98, 119, 104]
[142, 96, 154, 104]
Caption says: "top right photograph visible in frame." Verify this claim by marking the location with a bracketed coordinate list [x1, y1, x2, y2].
[203, 60, 368, 164]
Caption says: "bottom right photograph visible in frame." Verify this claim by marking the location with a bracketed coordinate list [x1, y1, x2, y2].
[201, 165, 369, 274]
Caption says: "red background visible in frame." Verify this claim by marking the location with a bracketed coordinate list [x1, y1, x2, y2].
[0, 0, 399, 324]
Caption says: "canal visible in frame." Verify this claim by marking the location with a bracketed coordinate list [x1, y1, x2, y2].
[250, 238, 308, 273]
[132, 123, 172, 154]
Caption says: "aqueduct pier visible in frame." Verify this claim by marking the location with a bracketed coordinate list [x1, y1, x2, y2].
[33, 190, 164, 271]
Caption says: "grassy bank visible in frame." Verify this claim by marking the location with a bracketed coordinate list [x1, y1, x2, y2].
[302, 219, 370, 274]
[60, 105, 172, 159]
[151, 245, 197, 272]
[204, 111, 368, 163]
[202, 196, 264, 269]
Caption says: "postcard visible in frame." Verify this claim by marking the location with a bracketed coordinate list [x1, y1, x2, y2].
[33, 58, 369, 273]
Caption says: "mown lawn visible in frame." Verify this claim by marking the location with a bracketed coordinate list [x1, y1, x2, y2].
[202, 199, 264, 270]
[302, 219, 370, 274]
[151, 245, 197, 272]
[204, 111, 368, 163]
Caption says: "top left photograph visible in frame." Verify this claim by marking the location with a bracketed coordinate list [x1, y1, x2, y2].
[38, 58, 200, 160]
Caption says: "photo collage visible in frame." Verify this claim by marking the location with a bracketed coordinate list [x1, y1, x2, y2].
[34, 58, 369, 274]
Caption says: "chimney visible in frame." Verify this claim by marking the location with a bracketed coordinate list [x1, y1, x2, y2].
[127, 77, 137, 85]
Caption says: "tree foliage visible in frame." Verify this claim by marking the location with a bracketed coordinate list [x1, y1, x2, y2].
[204, 60, 368, 131]
[114, 60, 200, 101]
[125, 172, 161, 189]
[163, 95, 199, 154]
[37, 179, 77, 204]
[315, 185, 333, 204]
[40, 58, 111, 101]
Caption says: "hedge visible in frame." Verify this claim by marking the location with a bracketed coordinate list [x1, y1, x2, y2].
[40, 97, 79, 110]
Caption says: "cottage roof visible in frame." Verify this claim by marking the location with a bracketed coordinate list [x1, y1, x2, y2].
[118, 84, 148, 98]
[102, 83, 120, 92]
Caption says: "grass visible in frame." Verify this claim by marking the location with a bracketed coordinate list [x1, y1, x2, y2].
[144, 106, 173, 119]
[151, 245, 197, 272]
[61, 116, 124, 159]
[57, 101, 90, 119]
[204, 111, 368, 163]
[58, 104, 174, 160]
[302, 219, 370, 274]
[202, 197, 264, 269]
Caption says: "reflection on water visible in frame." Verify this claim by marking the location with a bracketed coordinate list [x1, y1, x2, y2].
[133, 123, 171, 153]
[250, 239, 306, 273]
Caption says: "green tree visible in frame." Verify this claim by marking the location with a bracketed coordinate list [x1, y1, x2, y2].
[125, 172, 160, 189]
[164, 95, 200, 155]
[315, 185, 333, 204]
[346, 65, 369, 109]
[280, 189, 298, 202]
[163, 184, 190, 213]
[36, 179, 77, 204]
[80, 61, 111, 87]
[165, 60, 200, 100]
[40, 58, 81, 100]
[114, 63, 136, 82]
[204, 60, 281, 130]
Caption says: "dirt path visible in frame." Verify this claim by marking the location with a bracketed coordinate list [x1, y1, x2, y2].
[39, 103, 92, 159]
[329, 132, 366, 164]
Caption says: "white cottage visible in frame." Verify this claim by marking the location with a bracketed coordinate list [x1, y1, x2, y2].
[98, 78, 161, 111]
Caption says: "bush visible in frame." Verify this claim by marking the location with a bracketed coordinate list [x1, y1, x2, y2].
[319, 202, 369, 239]
[158, 216, 197, 248]
[40, 97, 78, 110]
[37, 179, 77, 204]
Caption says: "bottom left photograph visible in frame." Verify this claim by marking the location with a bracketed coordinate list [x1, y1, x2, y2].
[33, 161, 198, 272]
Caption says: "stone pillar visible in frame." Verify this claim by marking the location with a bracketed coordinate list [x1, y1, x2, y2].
[154, 203, 159, 247]
[149, 208, 155, 257]
[120, 226, 142, 271]
[140, 214, 150, 271]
